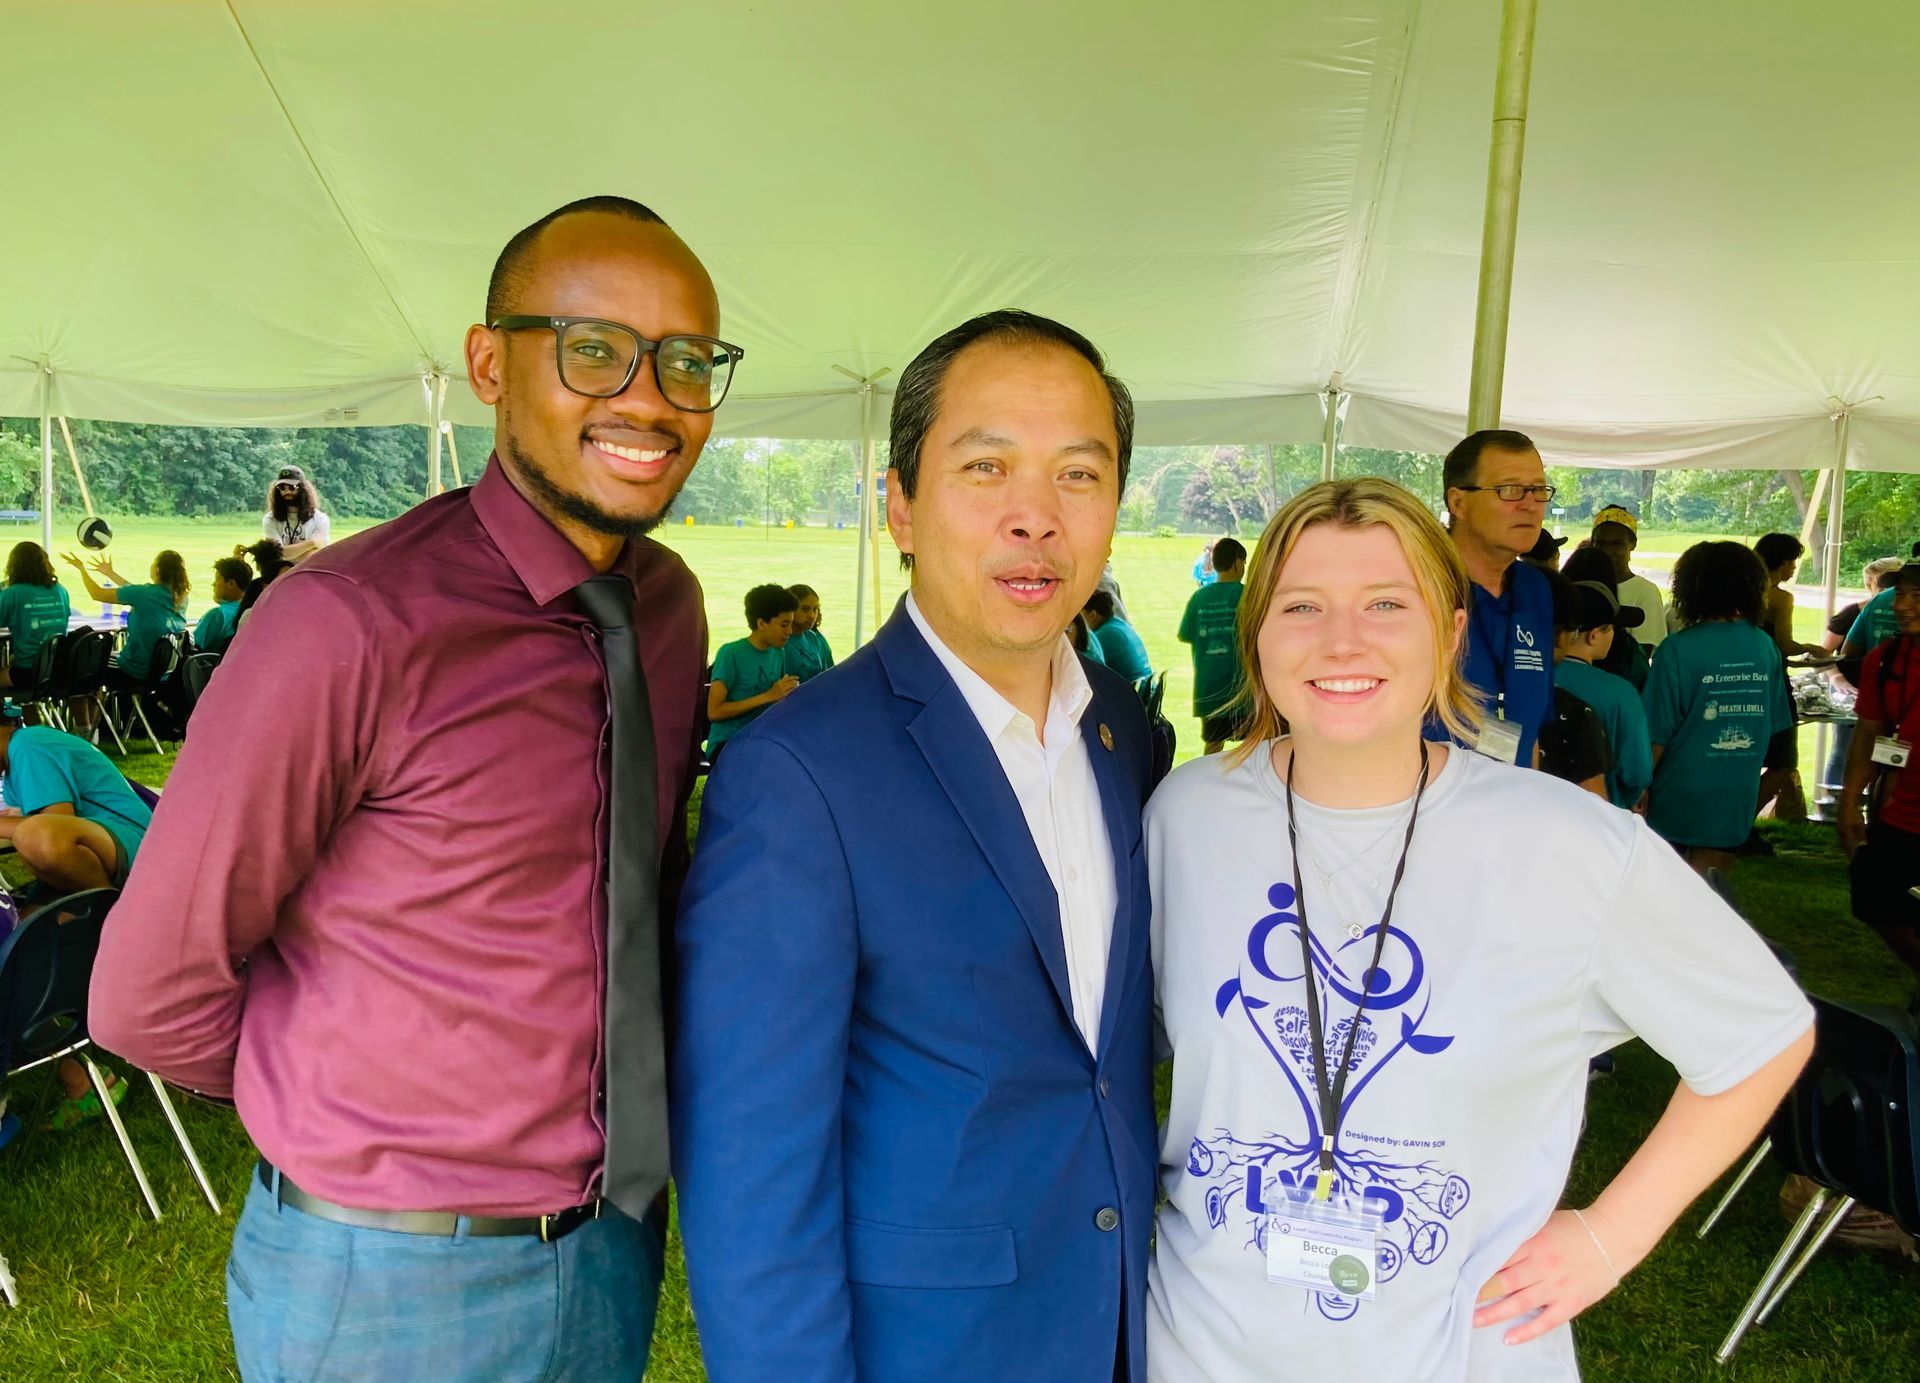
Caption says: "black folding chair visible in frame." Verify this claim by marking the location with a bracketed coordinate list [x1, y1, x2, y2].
[19, 628, 129, 756]
[104, 632, 186, 756]
[180, 650, 221, 713]
[0, 888, 222, 1239]
[1715, 996, 1920, 1361]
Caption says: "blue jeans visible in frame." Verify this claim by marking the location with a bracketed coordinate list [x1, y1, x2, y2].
[227, 1173, 665, 1382]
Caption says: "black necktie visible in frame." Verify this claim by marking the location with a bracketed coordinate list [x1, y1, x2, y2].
[573, 572, 668, 1216]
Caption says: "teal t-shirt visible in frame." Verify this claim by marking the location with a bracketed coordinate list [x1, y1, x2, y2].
[1556, 656, 1654, 809]
[784, 628, 835, 684]
[194, 599, 242, 655]
[1077, 629, 1107, 666]
[1178, 580, 1244, 716]
[0, 580, 71, 670]
[2, 725, 153, 868]
[1847, 588, 1898, 653]
[708, 637, 788, 752]
[1641, 621, 1791, 849]
[115, 583, 187, 679]
[1093, 616, 1152, 683]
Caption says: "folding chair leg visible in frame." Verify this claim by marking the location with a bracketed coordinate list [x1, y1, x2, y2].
[81, 1053, 163, 1221]
[94, 692, 130, 756]
[146, 1073, 221, 1213]
[1754, 1194, 1856, 1327]
[1716, 1185, 1829, 1363]
[1698, 1137, 1772, 1239]
[133, 696, 169, 757]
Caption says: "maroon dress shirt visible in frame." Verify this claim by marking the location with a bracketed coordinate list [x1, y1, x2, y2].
[88, 459, 707, 1217]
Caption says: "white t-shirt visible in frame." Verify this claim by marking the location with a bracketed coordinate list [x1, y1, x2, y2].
[1145, 743, 1809, 1383]
[1617, 572, 1667, 649]
[263, 509, 331, 547]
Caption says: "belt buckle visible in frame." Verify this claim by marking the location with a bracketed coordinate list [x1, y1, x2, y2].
[539, 1213, 555, 1244]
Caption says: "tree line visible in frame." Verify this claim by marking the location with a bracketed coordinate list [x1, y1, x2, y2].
[0, 418, 1911, 578]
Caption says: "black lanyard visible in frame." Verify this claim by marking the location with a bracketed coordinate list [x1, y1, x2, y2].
[1283, 740, 1431, 1201]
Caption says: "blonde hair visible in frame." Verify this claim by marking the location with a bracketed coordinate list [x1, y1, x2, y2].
[1226, 478, 1484, 765]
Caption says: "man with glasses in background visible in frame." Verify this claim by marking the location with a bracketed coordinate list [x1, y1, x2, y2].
[91, 196, 734, 1381]
[1436, 429, 1558, 768]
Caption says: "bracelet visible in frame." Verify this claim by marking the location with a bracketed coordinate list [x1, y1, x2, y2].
[1571, 1208, 1619, 1284]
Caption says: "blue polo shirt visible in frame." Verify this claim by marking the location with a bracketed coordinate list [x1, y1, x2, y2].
[1438, 559, 1555, 763]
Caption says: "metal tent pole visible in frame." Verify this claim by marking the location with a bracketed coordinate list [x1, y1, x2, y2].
[1320, 381, 1344, 482]
[38, 364, 54, 551]
[424, 373, 448, 497]
[1466, 0, 1540, 430]
[836, 367, 892, 648]
[1823, 406, 1852, 622]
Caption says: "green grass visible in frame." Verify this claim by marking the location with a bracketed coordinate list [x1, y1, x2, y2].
[1, 520, 1913, 1379]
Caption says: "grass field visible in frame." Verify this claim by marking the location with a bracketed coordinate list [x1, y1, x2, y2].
[0, 514, 1910, 1380]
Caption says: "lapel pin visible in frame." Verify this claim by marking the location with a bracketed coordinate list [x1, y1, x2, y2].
[1098, 723, 1114, 751]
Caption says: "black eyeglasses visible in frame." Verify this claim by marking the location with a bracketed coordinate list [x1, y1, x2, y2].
[1453, 483, 1557, 503]
[490, 315, 744, 413]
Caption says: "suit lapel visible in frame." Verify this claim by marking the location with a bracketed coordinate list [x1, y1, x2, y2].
[882, 611, 1078, 1034]
[1080, 691, 1137, 1060]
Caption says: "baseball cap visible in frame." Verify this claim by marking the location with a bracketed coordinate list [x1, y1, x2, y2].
[276, 466, 307, 483]
[1591, 505, 1638, 534]
[1525, 529, 1568, 562]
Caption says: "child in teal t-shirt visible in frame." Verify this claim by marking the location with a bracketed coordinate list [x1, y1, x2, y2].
[1178, 538, 1247, 752]
[64, 549, 189, 680]
[1085, 589, 1152, 683]
[1552, 579, 1653, 810]
[0, 541, 71, 686]
[782, 584, 836, 685]
[1642, 542, 1793, 863]
[707, 584, 800, 758]
[192, 556, 251, 655]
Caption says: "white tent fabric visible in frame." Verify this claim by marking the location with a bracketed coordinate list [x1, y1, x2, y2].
[3, 0, 1916, 471]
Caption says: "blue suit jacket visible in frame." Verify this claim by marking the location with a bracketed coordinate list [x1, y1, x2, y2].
[672, 604, 1157, 1383]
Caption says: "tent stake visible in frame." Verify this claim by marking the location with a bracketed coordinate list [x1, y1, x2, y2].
[1467, 0, 1540, 430]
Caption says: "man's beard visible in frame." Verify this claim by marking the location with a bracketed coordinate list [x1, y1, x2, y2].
[502, 426, 679, 539]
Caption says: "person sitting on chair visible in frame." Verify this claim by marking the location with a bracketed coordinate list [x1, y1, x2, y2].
[263, 466, 332, 562]
[1083, 587, 1152, 682]
[0, 541, 71, 690]
[61, 548, 189, 687]
[193, 557, 250, 655]
[0, 708, 153, 1130]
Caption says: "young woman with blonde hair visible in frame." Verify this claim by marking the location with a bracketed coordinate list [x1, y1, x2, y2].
[1145, 478, 1811, 1382]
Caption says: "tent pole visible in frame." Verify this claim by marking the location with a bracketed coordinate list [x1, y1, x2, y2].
[38, 365, 53, 551]
[425, 373, 447, 497]
[1320, 381, 1344, 483]
[1466, 0, 1540, 431]
[1822, 407, 1851, 623]
[853, 382, 877, 647]
[57, 418, 98, 518]
[444, 422, 463, 488]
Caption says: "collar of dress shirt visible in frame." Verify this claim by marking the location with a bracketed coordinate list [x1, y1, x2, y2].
[470, 455, 607, 607]
[905, 591, 1092, 754]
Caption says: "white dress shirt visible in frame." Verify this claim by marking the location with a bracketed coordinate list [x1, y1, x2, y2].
[906, 594, 1118, 1047]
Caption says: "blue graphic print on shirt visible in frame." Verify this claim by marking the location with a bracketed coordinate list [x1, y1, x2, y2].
[1196, 880, 1471, 1322]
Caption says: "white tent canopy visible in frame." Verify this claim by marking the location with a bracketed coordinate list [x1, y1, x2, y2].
[4, 0, 1918, 474]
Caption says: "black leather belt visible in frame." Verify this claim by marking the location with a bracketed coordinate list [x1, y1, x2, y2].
[257, 1161, 603, 1243]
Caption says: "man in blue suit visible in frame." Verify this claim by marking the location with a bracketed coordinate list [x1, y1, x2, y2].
[673, 310, 1157, 1383]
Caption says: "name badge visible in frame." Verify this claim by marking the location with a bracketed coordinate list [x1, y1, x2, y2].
[1265, 1194, 1386, 1300]
[1872, 737, 1911, 769]
[1472, 715, 1524, 764]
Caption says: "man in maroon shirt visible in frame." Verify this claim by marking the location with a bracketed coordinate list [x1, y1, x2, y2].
[89, 196, 727, 1381]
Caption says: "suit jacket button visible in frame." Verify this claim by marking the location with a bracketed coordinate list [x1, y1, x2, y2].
[1095, 1207, 1120, 1232]
[1098, 1078, 1111, 1099]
